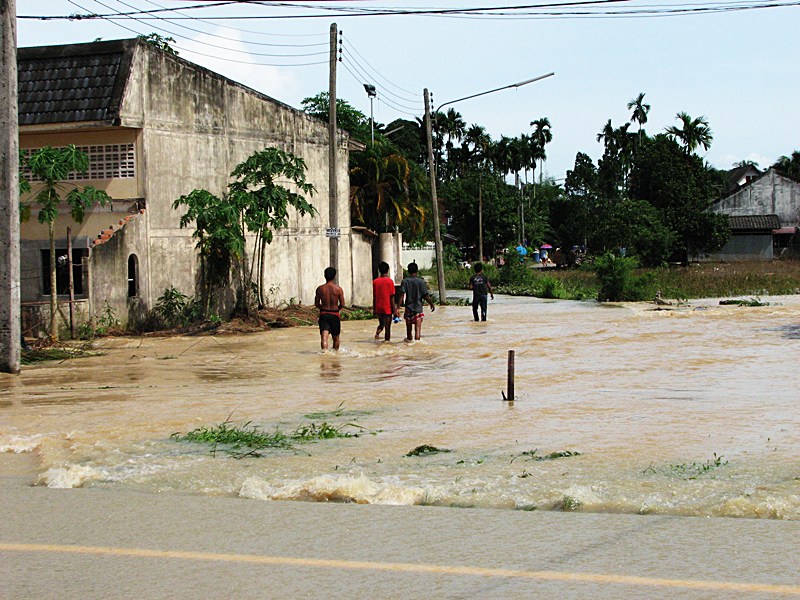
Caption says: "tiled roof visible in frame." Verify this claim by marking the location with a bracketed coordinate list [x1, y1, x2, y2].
[728, 214, 781, 231]
[92, 209, 145, 248]
[18, 39, 136, 126]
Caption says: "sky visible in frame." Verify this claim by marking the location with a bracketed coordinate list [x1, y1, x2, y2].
[16, 0, 800, 181]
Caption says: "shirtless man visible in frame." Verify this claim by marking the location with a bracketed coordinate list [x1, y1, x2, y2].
[314, 267, 345, 350]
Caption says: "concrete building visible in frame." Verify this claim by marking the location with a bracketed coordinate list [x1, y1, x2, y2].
[18, 39, 374, 335]
[704, 167, 800, 261]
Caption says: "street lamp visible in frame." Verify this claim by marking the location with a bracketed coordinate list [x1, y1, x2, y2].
[424, 72, 554, 304]
[363, 83, 377, 144]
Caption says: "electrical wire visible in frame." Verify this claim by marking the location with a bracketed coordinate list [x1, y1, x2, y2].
[340, 50, 423, 111]
[64, 0, 328, 66]
[339, 59, 421, 118]
[93, 0, 328, 57]
[341, 36, 421, 99]
[136, 0, 329, 46]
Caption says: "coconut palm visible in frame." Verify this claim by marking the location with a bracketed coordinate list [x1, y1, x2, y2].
[596, 119, 616, 152]
[665, 112, 713, 155]
[773, 151, 800, 179]
[627, 92, 650, 141]
[530, 117, 552, 182]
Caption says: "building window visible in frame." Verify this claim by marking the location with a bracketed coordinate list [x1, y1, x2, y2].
[127, 254, 139, 297]
[22, 143, 136, 181]
[41, 249, 86, 296]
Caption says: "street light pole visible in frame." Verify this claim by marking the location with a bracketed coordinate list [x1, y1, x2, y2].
[363, 83, 376, 144]
[424, 72, 554, 304]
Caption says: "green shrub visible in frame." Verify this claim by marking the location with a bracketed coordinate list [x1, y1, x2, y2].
[594, 253, 641, 301]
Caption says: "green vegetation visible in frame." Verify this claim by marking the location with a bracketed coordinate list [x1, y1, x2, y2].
[77, 301, 122, 339]
[561, 496, 582, 511]
[445, 261, 800, 302]
[172, 417, 365, 458]
[719, 298, 768, 307]
[643, 453, 729, 480]
[405, 445, 452, 457]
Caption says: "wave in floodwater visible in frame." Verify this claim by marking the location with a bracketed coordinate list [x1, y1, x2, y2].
[2, 294, 800, 520]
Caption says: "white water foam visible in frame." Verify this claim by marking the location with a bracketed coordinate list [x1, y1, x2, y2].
[0, 434, 43, 453]
[37, 464, 103, 488]
[240, 473, 427, 505]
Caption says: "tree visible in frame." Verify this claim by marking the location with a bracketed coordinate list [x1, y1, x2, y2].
[301, 92, 372, 143]
[22, 146, 111, 340]
[349, 140, 427, 238]
[627, 92, 650, 142]
[629, 134, 728, 260]
[665, 112, 713, 155]
[773, 151, 800, 180]
[174, 147, 316, 316]
[530, 117, 552, 182]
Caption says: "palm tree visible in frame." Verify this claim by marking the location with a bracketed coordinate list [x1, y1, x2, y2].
[530, 117, 552, 182]
[436, 108, 465, 178]
[596, 119, 616, 152]
[627, 92, 650, 142]
[773, 151, 800, 179]
[349, 140, 426, 237]
[665, 112, 713, 155]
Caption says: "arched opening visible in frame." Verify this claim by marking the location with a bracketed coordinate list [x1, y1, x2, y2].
[127, 254, 139, 297]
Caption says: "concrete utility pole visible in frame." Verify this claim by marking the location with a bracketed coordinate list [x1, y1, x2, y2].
[424, 88, 447, 304]
[327, 23, 339, 277]
[0, 0, 20, 374]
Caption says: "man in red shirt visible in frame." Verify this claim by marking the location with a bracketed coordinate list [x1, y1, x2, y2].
[372, 261, 398, 341]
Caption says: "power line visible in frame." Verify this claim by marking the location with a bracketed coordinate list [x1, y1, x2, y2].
[135, 0, 329, 46]
[90, 0, 328, 57]
[340, 48, 422, 110]
[23, 0, 800, 21]
[339, 59, 421, 118]
[341, 36, 421, 99]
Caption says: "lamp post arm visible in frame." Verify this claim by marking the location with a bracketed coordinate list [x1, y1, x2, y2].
[436, 72, 554, 113]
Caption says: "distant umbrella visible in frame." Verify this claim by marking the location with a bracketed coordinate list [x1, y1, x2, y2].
[516, 245, 528, 256]
[540, 243, 552, 249]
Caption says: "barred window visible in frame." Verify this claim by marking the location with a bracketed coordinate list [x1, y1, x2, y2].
[22, 143, 136, 181]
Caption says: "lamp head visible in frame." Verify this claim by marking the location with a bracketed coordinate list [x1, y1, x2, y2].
[363, 83, 377, 98]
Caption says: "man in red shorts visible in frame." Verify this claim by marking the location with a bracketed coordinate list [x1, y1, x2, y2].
[398, 262, 435, 341]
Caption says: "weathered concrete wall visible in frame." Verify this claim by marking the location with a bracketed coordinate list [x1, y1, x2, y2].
[88, 214, 149, 327]
[712, 170, 800, 227]
[119, 45, 369, 308]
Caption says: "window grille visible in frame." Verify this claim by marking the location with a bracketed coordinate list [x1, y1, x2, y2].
[22, 143, 136, 181]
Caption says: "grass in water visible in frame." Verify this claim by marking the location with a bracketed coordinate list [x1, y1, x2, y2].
[719, 297, 768, 307]
[304, 401, 372, 420]
[21, 346, 99, 364]
[405, 445, 452, 457]
[561, 496, 582, 511]
[172, 417, 365, 458]
[644, 453, 729, 480]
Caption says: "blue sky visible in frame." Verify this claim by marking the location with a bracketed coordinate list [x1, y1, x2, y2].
[17, 1, 800, 180]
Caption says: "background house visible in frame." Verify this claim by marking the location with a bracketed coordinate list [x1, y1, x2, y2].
[18, 38, 373, 334]
[703, 167, 800, 261]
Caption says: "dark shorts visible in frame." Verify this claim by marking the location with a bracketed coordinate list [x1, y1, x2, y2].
[319, 313, 341, 337]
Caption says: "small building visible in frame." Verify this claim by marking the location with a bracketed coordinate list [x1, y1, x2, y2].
[18, 39, 374, 335]
[704, 167, 800, 261]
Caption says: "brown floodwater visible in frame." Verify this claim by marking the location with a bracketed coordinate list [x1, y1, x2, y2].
[1, 294, 799, 519]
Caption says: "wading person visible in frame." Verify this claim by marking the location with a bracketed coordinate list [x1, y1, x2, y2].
[315, 267, 345, 350]
[373, 261, 398, 342]
[398, 262, 435, 341]
[469, 262, 494, 322]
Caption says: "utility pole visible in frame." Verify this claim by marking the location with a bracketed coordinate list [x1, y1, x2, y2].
[424, 88, 446, 304]
[327, 23, 338, 277]
[0, 0, 20, 374]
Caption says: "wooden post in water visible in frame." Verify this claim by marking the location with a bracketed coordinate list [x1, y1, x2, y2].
[503, 349, 515, 401]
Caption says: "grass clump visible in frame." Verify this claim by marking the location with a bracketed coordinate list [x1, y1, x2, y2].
[719, 297, 768, 307]
[561, 495, 582, 511]
[405, 445, 451, 457]
[21, 345, 99, 364]
[172, 417, 365, 458]
[644, 453, 729, 480]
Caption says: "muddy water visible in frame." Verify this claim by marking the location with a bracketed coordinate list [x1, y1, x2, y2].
[1, 294, 799, 519]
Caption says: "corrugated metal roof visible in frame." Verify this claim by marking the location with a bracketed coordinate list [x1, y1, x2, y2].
[728, 214, 781, 231]
[17, 40, 135, 126]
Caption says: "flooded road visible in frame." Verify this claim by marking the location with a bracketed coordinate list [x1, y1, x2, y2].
[1, 294, 799, 519]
